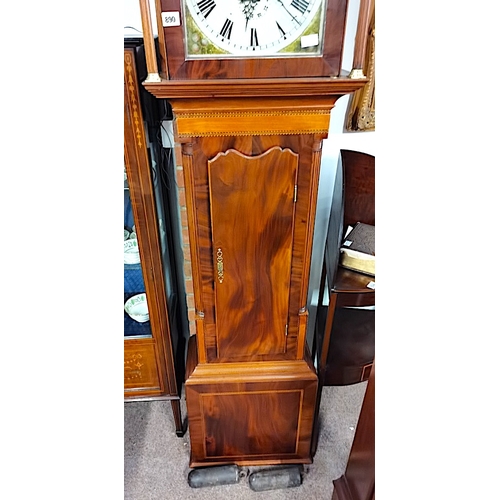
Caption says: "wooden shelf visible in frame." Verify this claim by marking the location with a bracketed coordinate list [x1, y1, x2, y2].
[332, 267, 375, 295]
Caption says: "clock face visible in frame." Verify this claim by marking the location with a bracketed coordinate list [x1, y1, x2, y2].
[183, 0, 327, 58]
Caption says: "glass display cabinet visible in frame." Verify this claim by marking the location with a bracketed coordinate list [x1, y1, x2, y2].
[124, 37, 187, 436]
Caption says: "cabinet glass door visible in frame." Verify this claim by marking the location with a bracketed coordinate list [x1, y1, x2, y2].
[124, 165, 152, 338]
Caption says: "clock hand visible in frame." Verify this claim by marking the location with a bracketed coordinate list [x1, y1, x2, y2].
[274, 0, 300, 24]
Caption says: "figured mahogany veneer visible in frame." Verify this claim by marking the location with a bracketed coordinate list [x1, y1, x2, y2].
[209, 148, 297, 359]
[185, 336, 317, 467]
[165, 89, 372, 465]
[174, 103, 330, 465]
[180, 130, 327, 364]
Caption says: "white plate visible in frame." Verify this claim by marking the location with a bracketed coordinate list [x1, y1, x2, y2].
[124, 229, 130, 240]
[124, 293, 149, 323]
[124, 239, 140, 264]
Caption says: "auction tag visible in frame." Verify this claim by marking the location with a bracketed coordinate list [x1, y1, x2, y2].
[161, 11, 181, 27]
[301, 33, 319, 48]
[367, 281, 375, 289]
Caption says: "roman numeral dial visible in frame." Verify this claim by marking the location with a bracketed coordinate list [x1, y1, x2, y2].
[196, 0, 216, 18]
[291, 0, 311, 15]
[220, 18, 234, 40]
[250, 28, 259, 47]
[184, 0, 325, 57]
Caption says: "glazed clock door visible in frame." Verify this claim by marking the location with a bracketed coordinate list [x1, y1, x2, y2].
[208, 147, 298, 359]
[157, 0, 348, 79]
[183, 0, 327, 57]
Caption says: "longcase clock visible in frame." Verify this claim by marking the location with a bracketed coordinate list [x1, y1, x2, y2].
[138, 0, 372, 467]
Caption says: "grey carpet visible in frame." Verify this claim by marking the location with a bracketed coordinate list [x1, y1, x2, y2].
[125, 382, 367, 499]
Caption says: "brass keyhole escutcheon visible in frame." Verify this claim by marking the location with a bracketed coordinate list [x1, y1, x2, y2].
[216, 248, 224, 283]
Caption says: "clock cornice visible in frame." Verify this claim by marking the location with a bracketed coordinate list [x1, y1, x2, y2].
[143, 76, 367, 99]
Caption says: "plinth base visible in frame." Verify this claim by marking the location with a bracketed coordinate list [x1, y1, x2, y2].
[185, 336, 318, 467]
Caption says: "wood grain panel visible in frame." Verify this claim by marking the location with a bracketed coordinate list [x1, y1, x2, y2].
[209, 147, 298, 358]
[185, 346, 318, 466]
[176, 131, 325, 362]
[202, 391, 301, 457]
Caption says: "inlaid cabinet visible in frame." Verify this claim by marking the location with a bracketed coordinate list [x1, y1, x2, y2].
[124, 37, 186, 436]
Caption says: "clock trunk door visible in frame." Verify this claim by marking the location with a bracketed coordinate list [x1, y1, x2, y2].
[208, 147, 298, 360]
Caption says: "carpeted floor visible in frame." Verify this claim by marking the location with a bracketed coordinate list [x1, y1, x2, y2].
[124, 382, 367, 499]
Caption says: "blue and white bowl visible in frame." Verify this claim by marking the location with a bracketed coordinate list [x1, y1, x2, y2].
[124, 293, 149, 323]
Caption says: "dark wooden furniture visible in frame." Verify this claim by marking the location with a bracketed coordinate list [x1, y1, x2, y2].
[124, 38, 186, 436]
[137, 0, 372, 467]
[316, 149, 375, 388]
[311, 150, 374, 457]
[332, 361, 375, 500]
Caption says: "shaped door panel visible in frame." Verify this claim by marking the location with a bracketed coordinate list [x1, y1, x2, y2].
[208, 147, 298, 359]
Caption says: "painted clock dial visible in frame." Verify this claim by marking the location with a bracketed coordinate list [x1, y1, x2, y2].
[183, 0, 327, 58]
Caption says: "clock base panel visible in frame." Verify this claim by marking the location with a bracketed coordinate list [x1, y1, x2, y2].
[185, 336, 318, 467]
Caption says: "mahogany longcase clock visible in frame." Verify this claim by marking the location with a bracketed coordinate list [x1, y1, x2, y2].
[138, 0, 372, 467]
